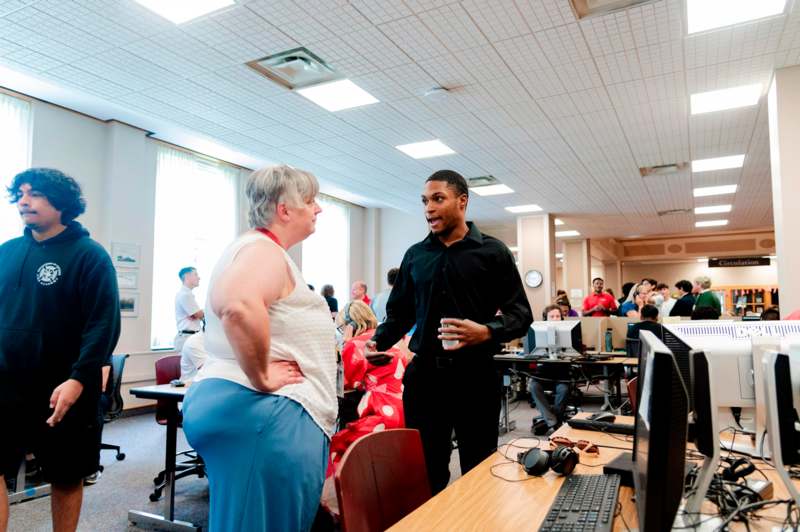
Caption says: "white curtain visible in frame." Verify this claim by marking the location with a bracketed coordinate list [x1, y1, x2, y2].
[302, 194, 351, 305]
[151, 146, 238, 349]
[0, 92, 31, 244]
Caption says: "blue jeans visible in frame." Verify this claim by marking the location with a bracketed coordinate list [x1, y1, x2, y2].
[530, 377, 570, 427]
[182, 378, 328, 532]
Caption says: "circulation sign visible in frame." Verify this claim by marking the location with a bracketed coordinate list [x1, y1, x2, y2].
[708, 257, 771, 267]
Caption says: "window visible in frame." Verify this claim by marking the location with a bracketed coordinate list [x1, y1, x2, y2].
[0, 92, 32, 244]
[302, 194, 350, 307]
[151, 146, 239, 349]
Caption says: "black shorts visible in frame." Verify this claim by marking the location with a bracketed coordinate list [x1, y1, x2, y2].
[1, 389, 102, 485]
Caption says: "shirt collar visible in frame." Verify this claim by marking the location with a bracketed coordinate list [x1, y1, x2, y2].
[423, 221, 483, 249]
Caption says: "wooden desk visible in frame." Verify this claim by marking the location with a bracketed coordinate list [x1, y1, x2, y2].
[390, 413, 798, 531]
[127, 384, 198, 532]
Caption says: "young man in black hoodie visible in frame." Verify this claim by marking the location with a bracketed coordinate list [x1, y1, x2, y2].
[0, 168, 120, 532]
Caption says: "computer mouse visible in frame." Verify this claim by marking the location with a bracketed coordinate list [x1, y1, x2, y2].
[589, 412, 616, 423]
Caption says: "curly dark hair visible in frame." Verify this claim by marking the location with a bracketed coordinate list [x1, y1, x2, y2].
[7, 168, 86, 224]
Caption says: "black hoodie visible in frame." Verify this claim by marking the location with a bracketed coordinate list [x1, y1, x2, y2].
[0, 221, 120, 398]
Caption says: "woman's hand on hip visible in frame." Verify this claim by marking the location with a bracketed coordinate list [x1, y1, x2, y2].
[254, 360, 305, 393]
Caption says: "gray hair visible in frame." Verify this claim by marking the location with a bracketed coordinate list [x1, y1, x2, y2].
[694, 275, 712, 290]
[245, 165, 319, 228]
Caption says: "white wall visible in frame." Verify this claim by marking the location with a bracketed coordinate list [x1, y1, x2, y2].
[374, 207, 427, 292]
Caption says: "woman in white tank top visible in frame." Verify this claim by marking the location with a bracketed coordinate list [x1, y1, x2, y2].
[181, 165, 337, 532]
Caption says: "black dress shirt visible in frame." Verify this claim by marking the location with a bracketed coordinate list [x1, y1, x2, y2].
[670, 293, 695, 317]
[372, 222, 533, 357]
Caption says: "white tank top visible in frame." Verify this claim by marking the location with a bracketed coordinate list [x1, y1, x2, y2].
[194, 231, 338, 437]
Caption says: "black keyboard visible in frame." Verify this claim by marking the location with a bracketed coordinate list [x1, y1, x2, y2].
[539, 474, 621, 532]
[567, 418, 635, 435]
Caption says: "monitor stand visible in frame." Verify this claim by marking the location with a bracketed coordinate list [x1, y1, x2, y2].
[603, 452, 633, 487]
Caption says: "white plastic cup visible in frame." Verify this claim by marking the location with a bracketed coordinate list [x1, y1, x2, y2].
[441, 318, 459, 349]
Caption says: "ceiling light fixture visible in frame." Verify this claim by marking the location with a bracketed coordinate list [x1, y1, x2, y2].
[691, 84, 762, 114]
[692, 155, 745, 173]
[395, 139, 455, 159]
[134, 0, 234, 24]
[694, 204, 732, 214]
[555, 230, 581, 238]
[470, 184, 514, 196]
[505, 204, 542, 213]
[693, 184, 738, 197]
[695, 219, 729, 228]
[297, 79, 379, 112]
[554, 218, 565, 226]
[687, 0, 786, 34]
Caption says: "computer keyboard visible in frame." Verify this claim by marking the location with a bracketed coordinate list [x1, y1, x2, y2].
[539, 474, 621, 532]
[567, 418, 635, 435]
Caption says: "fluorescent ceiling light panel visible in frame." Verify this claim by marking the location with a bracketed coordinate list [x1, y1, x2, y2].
[470, 184, 514, 196]
[555, 230, 581, 238]
[134, 0, 234, 24]
[691, 84, 762, 114]
[297, 79, 378, 112]
[694, 204, 732, 214]
[505, 204, 542, 213]
[695, 219, 729, 227]
[693, 184, 738, 197]
[692, 154, 745, 173]
[687, 0, 786, 34]
[395, 139, 455, 159]
[554, 218, 565, 226]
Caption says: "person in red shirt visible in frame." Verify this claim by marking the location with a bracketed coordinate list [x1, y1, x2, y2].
[350, 280, 371, 305]
[582, 277, 618, 317]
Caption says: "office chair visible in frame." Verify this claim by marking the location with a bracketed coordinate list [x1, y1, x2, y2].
[99, 353, 130, 468]
[335, 429, 431, 532]
[149, 355, 205, 502]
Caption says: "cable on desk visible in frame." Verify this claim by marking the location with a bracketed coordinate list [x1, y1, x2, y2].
[490, 437, 545, 483]
[614, 501, 631, 532]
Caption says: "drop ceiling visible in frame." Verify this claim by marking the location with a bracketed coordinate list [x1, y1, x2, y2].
[1, 0, 798, 238]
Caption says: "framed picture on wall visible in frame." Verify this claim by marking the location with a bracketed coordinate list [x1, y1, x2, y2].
[119, 291, 139, 318]
[117, 270, 138, 290]
[111, 242, 140, 269]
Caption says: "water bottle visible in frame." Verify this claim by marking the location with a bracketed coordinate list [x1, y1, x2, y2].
[604, 328, 613, 352]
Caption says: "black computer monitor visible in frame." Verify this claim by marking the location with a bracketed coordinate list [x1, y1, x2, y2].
[633, 331, 690, 532]
[770, 353, 800, 465]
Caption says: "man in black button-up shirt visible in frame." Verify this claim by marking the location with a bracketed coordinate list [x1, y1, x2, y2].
[370, 170, 532, 493]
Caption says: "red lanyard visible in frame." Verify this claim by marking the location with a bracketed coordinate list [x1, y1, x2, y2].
[256, 227, 283, 248]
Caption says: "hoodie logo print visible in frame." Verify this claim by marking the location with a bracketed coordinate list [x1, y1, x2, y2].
[36, 262, 62, 286]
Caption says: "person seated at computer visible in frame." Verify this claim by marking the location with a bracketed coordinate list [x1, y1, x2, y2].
[627, 304, 664, 341]
[669, 280, 694, 317]
[691, 305, 721, 320]
[761, 307, 780, 321]
[179, 331, 208, 382]
[556, 296, 579, 318]
[529, 305, 572, 436]
[320, 301, 407, 516]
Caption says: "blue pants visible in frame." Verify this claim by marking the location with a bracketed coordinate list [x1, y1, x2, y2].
[182, 379, 328, 532]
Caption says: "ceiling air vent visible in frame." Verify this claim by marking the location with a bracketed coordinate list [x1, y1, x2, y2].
[246, 47, 338, 90]
[657, 208, 692, 217]
[639, 162, 688, 178]
[570, 0, 658, 19]
[466, 175, 499, 187]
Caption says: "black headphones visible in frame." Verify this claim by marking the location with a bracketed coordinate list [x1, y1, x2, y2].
[722, 457, 755, 482]
[517, 445, 579, 476]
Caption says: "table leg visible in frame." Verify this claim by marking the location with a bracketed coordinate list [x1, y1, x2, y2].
[601, 366, 614, 411]
[498, 373, 516, 434]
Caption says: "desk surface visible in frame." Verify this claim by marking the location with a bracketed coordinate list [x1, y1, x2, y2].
[389, 413, 794, 531]
[129, 383, 188, 400]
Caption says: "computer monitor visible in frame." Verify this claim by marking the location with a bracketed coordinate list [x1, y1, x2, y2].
[683, 350, 721, 518]
[762, 346, 800, 509]
[576, 316, 605, 350]
[525, 321, 582, 357]
[607, 317, 637, 350]
[633, 331, 689, 531]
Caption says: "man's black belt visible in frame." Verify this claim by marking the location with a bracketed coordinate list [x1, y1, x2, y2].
[179, 330, 198, 335]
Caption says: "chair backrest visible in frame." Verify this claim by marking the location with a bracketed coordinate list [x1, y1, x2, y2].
[104, 354, 130, 422]
[627, 376, 638, 412]
[335, 429, 431, 532]
[154, 355, 182, 424]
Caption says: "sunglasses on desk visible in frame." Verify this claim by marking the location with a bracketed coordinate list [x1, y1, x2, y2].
[550, 436, 599, 455]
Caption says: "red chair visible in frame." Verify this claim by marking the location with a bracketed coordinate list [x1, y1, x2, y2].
[335, 429, 431, 532]
[627, 376, 638, 411]
[150, 355, 205, 501]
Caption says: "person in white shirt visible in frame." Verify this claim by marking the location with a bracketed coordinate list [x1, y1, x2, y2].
[180, 331, 208, 382]
[371, 267, 398, 323]
[657, 282, 676, 317]
[174, 267, 204, 352]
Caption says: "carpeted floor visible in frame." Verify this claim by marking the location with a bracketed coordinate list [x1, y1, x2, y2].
[7, 387, 611, 531]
